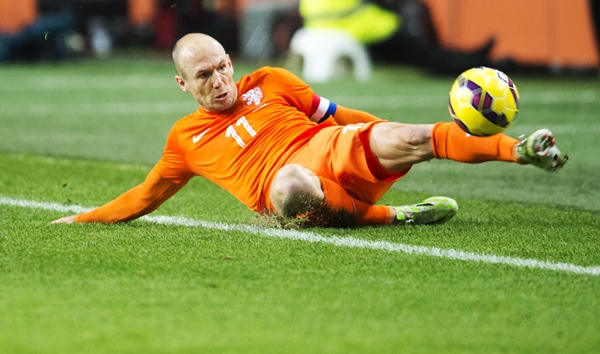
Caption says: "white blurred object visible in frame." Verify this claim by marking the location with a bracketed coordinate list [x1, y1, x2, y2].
[290, 28, 372, 83]
[88, 17, 113, 57]
[63, 32, 86, 53]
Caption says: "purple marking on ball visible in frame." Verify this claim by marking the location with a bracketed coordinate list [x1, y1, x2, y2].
[472, 92, 482, 108]
[453, 118, 472, 134]
[448, 99, 456, 115]
[508, 79, 519, 106]
[483, 110, 509, 127]
[483, 92, 493, 110]
[466, 80, 481, 91]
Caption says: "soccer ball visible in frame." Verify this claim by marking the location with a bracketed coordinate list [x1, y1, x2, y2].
[448, 66, 520, 136]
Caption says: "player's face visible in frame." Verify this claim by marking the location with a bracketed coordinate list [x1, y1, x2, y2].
[177, 49, 237, 112]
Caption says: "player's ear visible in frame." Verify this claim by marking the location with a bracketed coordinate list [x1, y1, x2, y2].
[175, 75, 188, 92]
[227, 54, 234, 74]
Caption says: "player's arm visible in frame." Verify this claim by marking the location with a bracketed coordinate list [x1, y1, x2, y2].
[51, 169, 186, 224]
[331, 105, 385, 125]
[273, 67, 385, 125]
[306, 94, 384, 125]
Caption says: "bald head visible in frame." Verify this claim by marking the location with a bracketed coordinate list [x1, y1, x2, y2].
[172, 33, 237, 111]
[172, 33, 226, 79]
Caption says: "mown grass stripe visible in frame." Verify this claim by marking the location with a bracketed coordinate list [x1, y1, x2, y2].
[2, 196, 599, 276]
[5, 91, 596, 116]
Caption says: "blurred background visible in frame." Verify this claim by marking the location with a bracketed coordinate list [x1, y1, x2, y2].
[0, 0, 599, 78]
[1, 0, 599, 214]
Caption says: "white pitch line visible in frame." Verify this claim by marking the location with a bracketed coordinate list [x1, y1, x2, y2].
[2, 196, 599, 276]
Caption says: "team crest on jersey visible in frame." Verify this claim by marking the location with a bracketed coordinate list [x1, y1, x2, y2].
[241, 87, 263, 106]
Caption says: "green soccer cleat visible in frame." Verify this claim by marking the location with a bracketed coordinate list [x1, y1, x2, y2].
[393, 196, 458, 225]
[516, 129, 568, 172]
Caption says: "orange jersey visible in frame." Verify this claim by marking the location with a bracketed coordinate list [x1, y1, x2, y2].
[153, 67, 338, 212]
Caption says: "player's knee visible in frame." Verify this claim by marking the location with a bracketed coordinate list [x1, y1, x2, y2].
[270, 164, 324, 218]
[271, 164, 323, 200]
[370, 123, 435, 171]
[390, 124, 432, 150]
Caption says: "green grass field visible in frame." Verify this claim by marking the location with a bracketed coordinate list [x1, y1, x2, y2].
[1, 54, 599, 353]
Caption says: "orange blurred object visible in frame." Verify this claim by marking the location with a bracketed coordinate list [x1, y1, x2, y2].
[128, 0, 157, 26]
[422, 0, 599, 69]
[0, 0, 39, 33]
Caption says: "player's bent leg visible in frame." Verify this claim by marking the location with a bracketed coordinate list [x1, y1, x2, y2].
[368, 122, 436, 172]
[269, 164, 324, 218]
[269, 164, 397, 227]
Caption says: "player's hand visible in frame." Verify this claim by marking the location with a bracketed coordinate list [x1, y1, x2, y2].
[51, 215, 78, 224]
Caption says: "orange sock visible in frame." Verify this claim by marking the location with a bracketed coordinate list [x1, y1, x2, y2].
[301, 177, 394, 227]
[431, 122, 519, 163]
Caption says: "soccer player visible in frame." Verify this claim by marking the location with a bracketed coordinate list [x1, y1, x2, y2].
[52, 33, 567, 227]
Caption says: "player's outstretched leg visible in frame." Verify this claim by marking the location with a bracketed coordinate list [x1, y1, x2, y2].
[515, 129, 568, 172]
[430, 122, 569, 172]
[392, 196, 458, 225]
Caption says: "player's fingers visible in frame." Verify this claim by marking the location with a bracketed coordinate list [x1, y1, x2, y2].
[51, 215, 77, 224]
